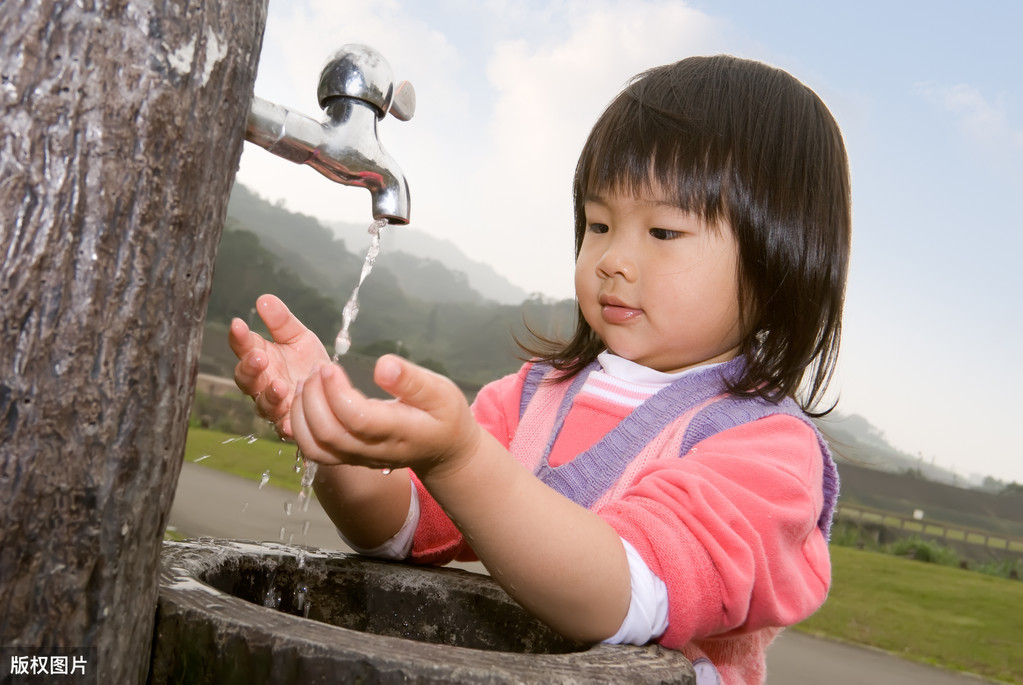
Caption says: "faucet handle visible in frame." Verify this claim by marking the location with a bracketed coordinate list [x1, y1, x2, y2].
[388, 80, 416, 122]
[318, 44, 415, 123]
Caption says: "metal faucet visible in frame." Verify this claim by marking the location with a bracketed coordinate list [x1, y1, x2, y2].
[244, 45, 415, 225]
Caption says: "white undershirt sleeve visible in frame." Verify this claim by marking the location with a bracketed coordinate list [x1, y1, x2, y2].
[337, 478, 420, 560]
[335, 485, 670, 647]
[603, 537, 670, 645]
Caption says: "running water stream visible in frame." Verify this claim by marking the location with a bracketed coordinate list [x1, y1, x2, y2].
[294, 217, 390, 537]
[266, 218, 390, 610]
[333, 218, 386, 361]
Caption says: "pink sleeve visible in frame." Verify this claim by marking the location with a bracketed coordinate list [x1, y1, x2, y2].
[408, 365, 527, 565]
[596, 414, 832, 648]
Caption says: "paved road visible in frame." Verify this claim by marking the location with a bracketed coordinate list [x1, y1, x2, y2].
[169, 461, 993, 684]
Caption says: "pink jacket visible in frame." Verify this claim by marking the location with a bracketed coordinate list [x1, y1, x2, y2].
[411, 361, 835, 684]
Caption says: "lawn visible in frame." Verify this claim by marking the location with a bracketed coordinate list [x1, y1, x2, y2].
[795, 545, 1021, 683]
[183, 427, 1022, 683]
[183, 427, 308, 493]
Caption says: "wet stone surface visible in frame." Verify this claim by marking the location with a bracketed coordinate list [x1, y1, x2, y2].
[152, 539, 694, 684]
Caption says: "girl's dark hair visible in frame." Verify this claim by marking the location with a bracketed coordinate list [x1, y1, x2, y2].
[522, 55, 852, 415]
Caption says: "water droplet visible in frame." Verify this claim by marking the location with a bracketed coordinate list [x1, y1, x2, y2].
[302, 520, 310, 535]
[259, 470, 270, 489]
[246, 434, 258, 444]
[381, 468, 392, 475]
[283, 502, 293, 516]
[263, 588, 281, 609]
[279, 526, 286, 541]
[241, 502, 249, 513]
[193, 454, 211, 463]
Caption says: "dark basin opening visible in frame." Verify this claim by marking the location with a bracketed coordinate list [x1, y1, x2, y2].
[199, 551, 582, 654]
[155, 541, 694, 683]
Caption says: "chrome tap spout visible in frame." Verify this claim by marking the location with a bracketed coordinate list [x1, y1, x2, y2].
[244, 45, 415, 225]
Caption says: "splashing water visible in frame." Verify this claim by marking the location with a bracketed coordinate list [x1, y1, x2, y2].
[222, 433, 258, 445]
[334, 218, 387, 360]
[263, 587, 281, 610]
[297, 453, 318, 512]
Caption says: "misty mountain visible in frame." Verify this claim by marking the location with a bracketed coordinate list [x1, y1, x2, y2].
[216, 183, 576, 386]
[337, 219, 531, 305]
[227, 183, 528, 305]
[816, 413, 964, 486]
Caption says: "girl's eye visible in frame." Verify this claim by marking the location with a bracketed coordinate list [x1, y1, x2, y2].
[588, 223, 609, 234]
[650, 227, 682, 240]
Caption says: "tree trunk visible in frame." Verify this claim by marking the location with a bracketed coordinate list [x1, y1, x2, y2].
[0, 1, 267, 682]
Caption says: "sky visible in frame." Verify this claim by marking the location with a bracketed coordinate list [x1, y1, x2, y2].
[235, 0, 1023, 485]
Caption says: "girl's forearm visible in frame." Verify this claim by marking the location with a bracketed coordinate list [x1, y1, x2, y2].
[312, 463, 412, 550]
[415, 429, 632, 643]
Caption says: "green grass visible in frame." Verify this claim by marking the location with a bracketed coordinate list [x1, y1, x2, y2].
[183, 427, 1021, 682]
[795, 545, 1022, 683]
[183, 427, 306, 492]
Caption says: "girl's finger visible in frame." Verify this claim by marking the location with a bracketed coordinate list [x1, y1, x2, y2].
[374, 354, 452, 413]
[319, 364, 406, 442]
[253, 377, 290, 424]
[256, 294, 309, 345]
[233, 350, 268, 397]
[227, 317, 253, 357]
[290, 385, 344, 465]
[299, 368, 365, 451]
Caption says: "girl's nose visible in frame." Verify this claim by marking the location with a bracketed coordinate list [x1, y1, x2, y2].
[596, 240, 636, 281]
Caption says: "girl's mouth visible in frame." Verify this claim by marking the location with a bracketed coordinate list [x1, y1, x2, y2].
[600, 297, 643, 324]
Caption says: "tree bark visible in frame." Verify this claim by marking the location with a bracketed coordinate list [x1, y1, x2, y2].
[0, 1, 267, 682]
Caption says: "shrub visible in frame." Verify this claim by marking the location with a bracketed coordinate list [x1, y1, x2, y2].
[887, 537, 961, 567]
[975, 558, 1022, 580]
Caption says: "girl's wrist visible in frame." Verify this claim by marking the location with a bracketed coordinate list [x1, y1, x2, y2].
[412, 421, 486, 487]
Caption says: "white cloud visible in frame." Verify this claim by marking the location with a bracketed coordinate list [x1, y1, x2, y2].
[238, 1, 727, 298]
[464, 2, 726, 296]
[915, 81, 1023, 167]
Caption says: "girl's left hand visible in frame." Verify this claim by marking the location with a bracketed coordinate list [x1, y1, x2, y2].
[291, 354, 482, 477]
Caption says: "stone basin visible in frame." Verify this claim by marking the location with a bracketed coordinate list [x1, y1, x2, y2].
[152, 539, 694, 683]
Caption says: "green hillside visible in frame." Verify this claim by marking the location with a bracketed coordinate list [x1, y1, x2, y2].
[211, 184, 576, 386]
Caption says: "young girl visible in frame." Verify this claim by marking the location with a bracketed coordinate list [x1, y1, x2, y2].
[229, 55, 850, 684]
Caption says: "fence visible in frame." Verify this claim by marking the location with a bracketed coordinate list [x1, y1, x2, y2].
[836, 504, 1023, 554]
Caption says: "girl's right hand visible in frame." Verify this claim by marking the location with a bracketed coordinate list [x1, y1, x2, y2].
[228, 294, 330, 439]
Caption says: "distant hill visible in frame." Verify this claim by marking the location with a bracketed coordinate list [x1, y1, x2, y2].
[216, 183, 576, 386]
[227, 184, 528, 306]
[337, 220, 530, 305]
[816, 413, 963, 485]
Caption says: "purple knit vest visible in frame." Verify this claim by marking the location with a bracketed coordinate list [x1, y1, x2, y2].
[519, 357, 840, 538]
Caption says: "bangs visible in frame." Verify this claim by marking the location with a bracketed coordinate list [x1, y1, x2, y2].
[574, 69, 732, 242]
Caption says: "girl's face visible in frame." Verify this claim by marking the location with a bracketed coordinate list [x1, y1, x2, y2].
[575, 185, 743, 374]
